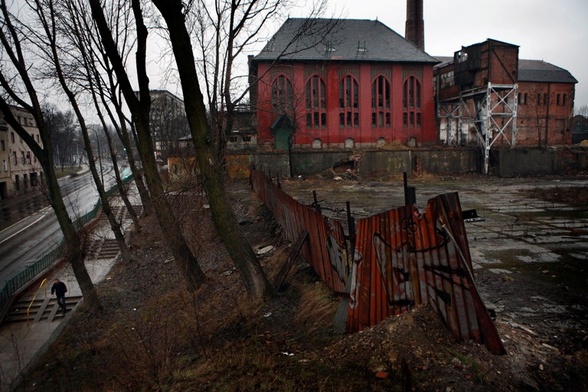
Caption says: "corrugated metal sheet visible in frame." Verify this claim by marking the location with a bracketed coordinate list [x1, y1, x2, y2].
[250, 168, 505, 355]
[251, 169, 349, 294]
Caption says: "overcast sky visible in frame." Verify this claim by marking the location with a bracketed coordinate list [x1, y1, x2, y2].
[285, 0, 588, 110]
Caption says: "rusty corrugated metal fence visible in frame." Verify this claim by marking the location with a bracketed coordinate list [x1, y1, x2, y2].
[250, 168, 349, 294]
[250, 168, 505, 354]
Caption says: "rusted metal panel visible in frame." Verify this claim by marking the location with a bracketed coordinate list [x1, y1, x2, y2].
[250, 168, 505, 355]
[251, 168, 348, 294]
[350, 192, 504, 354]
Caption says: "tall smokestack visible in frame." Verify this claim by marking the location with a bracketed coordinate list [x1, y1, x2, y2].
[405, 0, 424, 51]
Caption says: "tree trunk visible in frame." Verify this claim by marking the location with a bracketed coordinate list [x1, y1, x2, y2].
[42, 150, 102, 312]
[104, 127, 141, 232]
[152, 0, 273, 299]
[89, 0, 206, 290]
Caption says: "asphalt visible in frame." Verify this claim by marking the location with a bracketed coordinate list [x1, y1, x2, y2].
[0, 172, 138, 392]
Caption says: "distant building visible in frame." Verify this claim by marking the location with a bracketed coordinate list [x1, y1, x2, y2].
[143, 90, 189, 161]
[249, 17, 439, 151]
[434, 39, 577, 148]
[226, 104, 257, 151]
[0, 106, 44, 199]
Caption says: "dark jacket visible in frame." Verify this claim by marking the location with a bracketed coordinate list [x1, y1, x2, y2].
[51, 281, 67, 297]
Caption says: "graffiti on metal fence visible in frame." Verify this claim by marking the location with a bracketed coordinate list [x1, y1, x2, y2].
[250, 167, 505, 355]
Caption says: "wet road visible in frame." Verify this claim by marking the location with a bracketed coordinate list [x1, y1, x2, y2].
[0, 166, 120, 285]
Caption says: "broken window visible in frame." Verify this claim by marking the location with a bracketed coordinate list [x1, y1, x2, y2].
[371, 75, 391, 127]
[339, 75, 359, 128]
[403, 76, 422, 128]
[306, 75, 327, 128]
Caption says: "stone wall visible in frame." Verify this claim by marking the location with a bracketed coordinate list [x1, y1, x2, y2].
[227, 148, 480, 179]
[226, 147, 588, 179]
[490, 147, 588, 177]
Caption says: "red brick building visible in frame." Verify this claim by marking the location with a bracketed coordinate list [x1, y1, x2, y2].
[435, 39, 577, 149]
[249, 18, 439, 151]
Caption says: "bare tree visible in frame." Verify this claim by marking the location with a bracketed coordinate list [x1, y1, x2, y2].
[575, 105, 588, 117]
[24, 0, 133, 263]
[149, 0, 339, 298]
[59, 0, 142, 232]
[89, 0, 206, 290]
[0, 0, 101, 311]
[152, 0, 273, 299]
[189, 0, 335, 161]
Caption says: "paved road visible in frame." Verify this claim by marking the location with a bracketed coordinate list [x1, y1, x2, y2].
[0, 164, 120, 286]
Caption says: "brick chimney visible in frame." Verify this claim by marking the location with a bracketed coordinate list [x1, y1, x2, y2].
[405, 0, 424, 51]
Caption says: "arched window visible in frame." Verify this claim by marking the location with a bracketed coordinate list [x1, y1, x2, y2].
[403, 76, 422, 127]
[272, 75, 293, 114]
[339, 75, 359, 127]
[306, 75, 327, 128]
[372, 75, 391, 127]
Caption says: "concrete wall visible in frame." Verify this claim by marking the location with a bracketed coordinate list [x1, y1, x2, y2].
[226, 151, 291, 179]
[491, 147, 588, 177]
[227, 148, 480, 179]
[227, 146, 588, 179]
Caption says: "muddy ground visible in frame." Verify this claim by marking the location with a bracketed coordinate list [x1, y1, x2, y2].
[19, 172, 588, 391]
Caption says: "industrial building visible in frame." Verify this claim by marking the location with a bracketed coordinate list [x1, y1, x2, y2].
[249, 0, 578, 166]
[434, 39, 577, 172]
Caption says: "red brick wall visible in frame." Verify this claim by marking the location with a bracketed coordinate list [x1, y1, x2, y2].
[516, 81, 575, 146]
[255, 61, 437, 149]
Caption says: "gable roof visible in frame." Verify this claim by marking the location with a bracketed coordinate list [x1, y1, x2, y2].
[518, 59, 577, 84]
[254, 18, 438, 64]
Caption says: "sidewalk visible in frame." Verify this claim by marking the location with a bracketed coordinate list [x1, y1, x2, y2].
[0, 183, 138, 392]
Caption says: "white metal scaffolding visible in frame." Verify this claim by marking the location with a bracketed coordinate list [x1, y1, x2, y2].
[438, 82, 518, 173]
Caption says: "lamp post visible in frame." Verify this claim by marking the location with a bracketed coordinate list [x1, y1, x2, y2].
[93, 129, 104, 185]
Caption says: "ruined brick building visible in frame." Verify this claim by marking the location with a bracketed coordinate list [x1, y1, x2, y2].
[435, 39, 577, 149]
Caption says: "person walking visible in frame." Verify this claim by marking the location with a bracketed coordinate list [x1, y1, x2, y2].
[51, 278, 68, 313]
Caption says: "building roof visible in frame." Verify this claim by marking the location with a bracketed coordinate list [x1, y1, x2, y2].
[433, 56, 453, 69]
[434, 55, 577, 85]
[518, 59, 577, 84]
[254, 18, 438, 64]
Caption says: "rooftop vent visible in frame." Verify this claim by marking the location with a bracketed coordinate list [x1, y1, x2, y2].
[325, 40, 336, 53]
